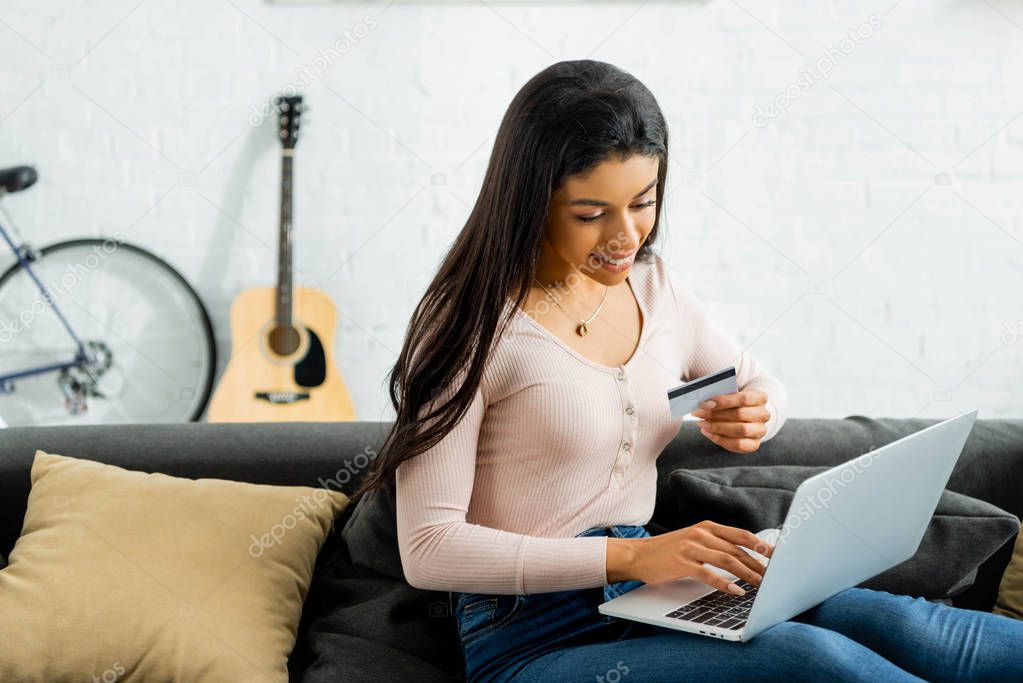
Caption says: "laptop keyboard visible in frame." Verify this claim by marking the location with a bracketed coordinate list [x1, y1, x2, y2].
[663, 579, 758, 630]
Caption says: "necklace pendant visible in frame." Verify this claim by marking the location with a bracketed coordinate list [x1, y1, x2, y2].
[576, 322, 589, 337]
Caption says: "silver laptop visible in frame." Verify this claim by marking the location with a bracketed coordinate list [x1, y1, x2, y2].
[598, 409, 979, 642]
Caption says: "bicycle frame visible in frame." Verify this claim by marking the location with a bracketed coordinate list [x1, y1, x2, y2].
[0, 215, 94, 394]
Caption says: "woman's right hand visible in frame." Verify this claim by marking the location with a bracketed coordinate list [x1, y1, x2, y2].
[608, 520, 773, 596]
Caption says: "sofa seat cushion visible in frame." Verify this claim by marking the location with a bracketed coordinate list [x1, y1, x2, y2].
[0, 450, 350, 683]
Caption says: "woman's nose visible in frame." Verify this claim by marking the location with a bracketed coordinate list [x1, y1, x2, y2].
[608, 222, 643, 253]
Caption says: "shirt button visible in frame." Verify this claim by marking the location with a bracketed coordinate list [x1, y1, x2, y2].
[625, 405, 635, 415]
[616, 370, 625, 380]
[622, 442, 631, 452]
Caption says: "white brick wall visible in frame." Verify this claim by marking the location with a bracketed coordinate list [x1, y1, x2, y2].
[1, 0, 1020, 423]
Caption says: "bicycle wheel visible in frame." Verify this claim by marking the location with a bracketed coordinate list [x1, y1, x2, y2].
[0, 238, 216, 425]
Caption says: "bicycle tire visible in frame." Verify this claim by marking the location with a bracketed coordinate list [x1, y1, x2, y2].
[0, 238, 216, 422]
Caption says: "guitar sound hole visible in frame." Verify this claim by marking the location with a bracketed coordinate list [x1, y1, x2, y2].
[268, 325, 301, 356]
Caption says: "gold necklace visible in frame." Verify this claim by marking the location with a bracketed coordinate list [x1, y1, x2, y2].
[533, 277, 608, 337]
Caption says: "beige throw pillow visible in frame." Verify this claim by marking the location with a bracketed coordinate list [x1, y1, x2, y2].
[0, 450, 350, 682]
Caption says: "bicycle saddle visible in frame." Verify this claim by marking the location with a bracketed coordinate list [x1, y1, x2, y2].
[0, 165, 38, 193]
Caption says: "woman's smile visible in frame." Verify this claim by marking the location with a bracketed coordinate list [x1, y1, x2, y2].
[591, 250, 637, 273]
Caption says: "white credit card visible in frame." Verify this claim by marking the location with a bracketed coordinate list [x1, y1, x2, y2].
[668, 366, 739, 419]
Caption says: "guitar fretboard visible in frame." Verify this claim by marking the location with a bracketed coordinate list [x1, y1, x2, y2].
[276, 150, 294, 328]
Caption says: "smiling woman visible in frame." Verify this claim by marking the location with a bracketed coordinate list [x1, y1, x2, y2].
[348, 59, 1023, 683]
[352, 59, 671, 505]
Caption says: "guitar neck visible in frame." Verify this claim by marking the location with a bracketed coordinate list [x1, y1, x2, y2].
[276, 149, 294, 328]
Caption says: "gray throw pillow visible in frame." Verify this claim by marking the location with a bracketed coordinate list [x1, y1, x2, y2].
[291, 485, 462, 682]
[668, 465, 1021, 600]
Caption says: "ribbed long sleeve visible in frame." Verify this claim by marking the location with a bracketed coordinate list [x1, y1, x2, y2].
[395, 253, 788, 595]
[395, 381, 609, 595]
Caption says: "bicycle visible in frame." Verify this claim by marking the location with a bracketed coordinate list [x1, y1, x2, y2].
[0, 165, 216, 426]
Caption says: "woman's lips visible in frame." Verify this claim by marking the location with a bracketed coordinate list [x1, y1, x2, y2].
[592, 250, 636, 271]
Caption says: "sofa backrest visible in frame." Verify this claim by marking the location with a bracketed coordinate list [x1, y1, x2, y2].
[0, 421, 392, 553]
[2, 416, 1021, 609]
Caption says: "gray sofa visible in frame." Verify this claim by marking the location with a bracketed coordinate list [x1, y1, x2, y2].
[1, 415, 1020, 682]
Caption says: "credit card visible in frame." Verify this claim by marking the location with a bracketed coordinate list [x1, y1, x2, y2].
[668, 366, 738, 419]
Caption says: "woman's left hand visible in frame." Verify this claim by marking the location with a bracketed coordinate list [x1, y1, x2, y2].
[691, 389, 770, 454]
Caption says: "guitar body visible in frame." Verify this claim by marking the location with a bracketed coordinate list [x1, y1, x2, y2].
[208, 285, 356, 422]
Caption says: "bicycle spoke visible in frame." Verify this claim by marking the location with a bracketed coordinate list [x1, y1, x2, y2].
[0, 347, 77, 358]
[118, 372, 172, 415]
[0, 239, 214, 425]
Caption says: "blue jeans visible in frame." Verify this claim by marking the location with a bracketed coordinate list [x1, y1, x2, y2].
[449, 524, 1023, 682]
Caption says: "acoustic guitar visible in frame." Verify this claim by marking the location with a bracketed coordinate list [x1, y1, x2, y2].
[207, 94, 357, 422]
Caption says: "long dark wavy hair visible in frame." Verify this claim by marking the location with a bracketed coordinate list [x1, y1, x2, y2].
[350, 59, 670, 504]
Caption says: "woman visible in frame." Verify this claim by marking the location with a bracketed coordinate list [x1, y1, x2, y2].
[351, 60, 1023, 682]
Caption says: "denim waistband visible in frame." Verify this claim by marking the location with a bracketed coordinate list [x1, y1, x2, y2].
[576, 525, 650, 603]
[574, 524, 649, 539]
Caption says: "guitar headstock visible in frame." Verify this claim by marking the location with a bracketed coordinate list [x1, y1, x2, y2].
[273, 94, 304, 149]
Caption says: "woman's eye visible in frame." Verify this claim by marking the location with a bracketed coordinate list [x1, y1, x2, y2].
[575, 200, 656, 223]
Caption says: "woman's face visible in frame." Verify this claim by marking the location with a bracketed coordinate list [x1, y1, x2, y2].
[543, 153, 660, 286]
